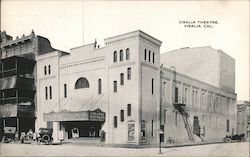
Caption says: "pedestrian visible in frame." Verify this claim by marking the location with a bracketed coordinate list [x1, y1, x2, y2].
[100, 130, 105, 143]
[27, 129, 33, 140]
[32, 132, 37, 144]
[20, 132, 26, 143]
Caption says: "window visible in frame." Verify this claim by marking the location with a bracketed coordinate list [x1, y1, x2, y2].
[113, 51, 117, 62]
[226, 119, 230, 132]
[120, 50, 123, 61]
[48, 65, 51, 74]
[113, 81, 117, 92]
[183, 87, 187, 103]
[151, 120, 154, 136]
[47, 122, 53, 129]
[210, 115, 212, 127]
[120, 73, 124, 85]
[120, 110, 124, 122]
[44, 66, 47, 75]
[64, 84, 67, 98]
[114, 116, 117, 128]
[144, 49, 147, 60]
[175, 87, 178, 102]
[151, 79, 154, 94]
[203, 115, 206, 124]
[127, 104, 131, 116]
[127, 68, 131, 80]
[164, 110, 167, 124]
[45, 86, 48, 100]
[126, 48, 130, 60]
[152, 53, 155, 63]
[75, 77, 89, 89]
[209, 95, 212, 110]
[49, 86, 52, 99]
[175, 111, 178, 125]
[149, 51, 151, 62]
[98, 79, 102, 94]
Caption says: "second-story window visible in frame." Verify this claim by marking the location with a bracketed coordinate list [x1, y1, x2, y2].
[120, 73, 124, 85]
[45, 86, 48, 100]
[98, 79, 102, 94]
[120, 50, 123, 61]
[144, 49, 147, 61]
[127, 67, 131, 80]
[113, 51, 117, 63]
[175, 87, 178, 102]
[44, 66, 47, 75]
[120, 110, 124, 122]
[113, 81, 117, 92]
[49, 86, 52, 99]
[153, 53, 155, 63]
[149, 51, 151, 62]
[48, 65, 51, 74]
[152, 79, 154, 94]
[64, 84, 67, 98]
[114, 116, 118, 128]
[126, 48, 130, 60]
[127, 104, 131, 116]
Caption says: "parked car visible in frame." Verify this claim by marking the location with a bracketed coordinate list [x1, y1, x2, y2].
[224, 133, 246, 143]
[38, 128, 53, 145]
[1, 127, 18, 143]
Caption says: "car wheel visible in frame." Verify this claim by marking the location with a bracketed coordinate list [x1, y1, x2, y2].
[225, 138, 231, 143]
[42, 134, 50, 143]
[241, 137, 246, 142]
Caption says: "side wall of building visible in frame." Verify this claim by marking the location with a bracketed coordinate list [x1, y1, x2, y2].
[161, 68, 237, 143]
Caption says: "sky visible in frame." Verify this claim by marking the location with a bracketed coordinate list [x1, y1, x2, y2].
[1, 0, 249, 101]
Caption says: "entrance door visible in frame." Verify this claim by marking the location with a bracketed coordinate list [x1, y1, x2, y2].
[193, 116, 200, 136]
[141, 121, 146, 142]
[63, 121, 102, 139]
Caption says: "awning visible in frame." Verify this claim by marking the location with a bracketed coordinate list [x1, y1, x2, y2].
[43, 109, 105, 122]
[0, 104, 35, 118]
[0, 104, 17, 117]
[0, 77, 16, 90]
[0, 76, 35, 90]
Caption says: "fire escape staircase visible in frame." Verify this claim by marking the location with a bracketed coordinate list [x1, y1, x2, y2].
[173, 102, 194, 142]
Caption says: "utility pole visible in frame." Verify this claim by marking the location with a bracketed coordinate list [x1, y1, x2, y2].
[159, 71, 163, 154]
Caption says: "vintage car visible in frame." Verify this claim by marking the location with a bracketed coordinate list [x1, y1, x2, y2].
[38, 128, 53, 145]
[1, 127, 18, 143]
[224, 133, 246, 143]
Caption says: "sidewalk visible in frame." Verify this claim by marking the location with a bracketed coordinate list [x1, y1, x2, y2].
[62, 138, 224, 149]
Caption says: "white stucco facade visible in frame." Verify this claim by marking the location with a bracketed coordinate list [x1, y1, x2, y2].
[35, 30, 237, 145]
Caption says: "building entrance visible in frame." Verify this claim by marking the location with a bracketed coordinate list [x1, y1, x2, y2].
[62, 121, 102, 139]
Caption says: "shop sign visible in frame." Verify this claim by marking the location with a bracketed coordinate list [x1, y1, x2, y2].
[43, 110, 105, 122]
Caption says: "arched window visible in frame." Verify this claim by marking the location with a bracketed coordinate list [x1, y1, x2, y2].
[120, 50, 123, 61]
[126, 48, 130, 60]
[44, 66, 47, 75]
[113, 51, 117, 62]
[75, 77, 90, 89]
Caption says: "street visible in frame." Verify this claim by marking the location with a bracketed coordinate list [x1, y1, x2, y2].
[0, 142, 249, 156]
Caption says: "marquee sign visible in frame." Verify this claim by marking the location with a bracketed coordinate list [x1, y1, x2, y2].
[43, 109, 105, 122]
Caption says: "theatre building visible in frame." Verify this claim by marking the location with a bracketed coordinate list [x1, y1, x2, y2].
[35, 30, 237, 144]
[0, 30, 58, 139]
